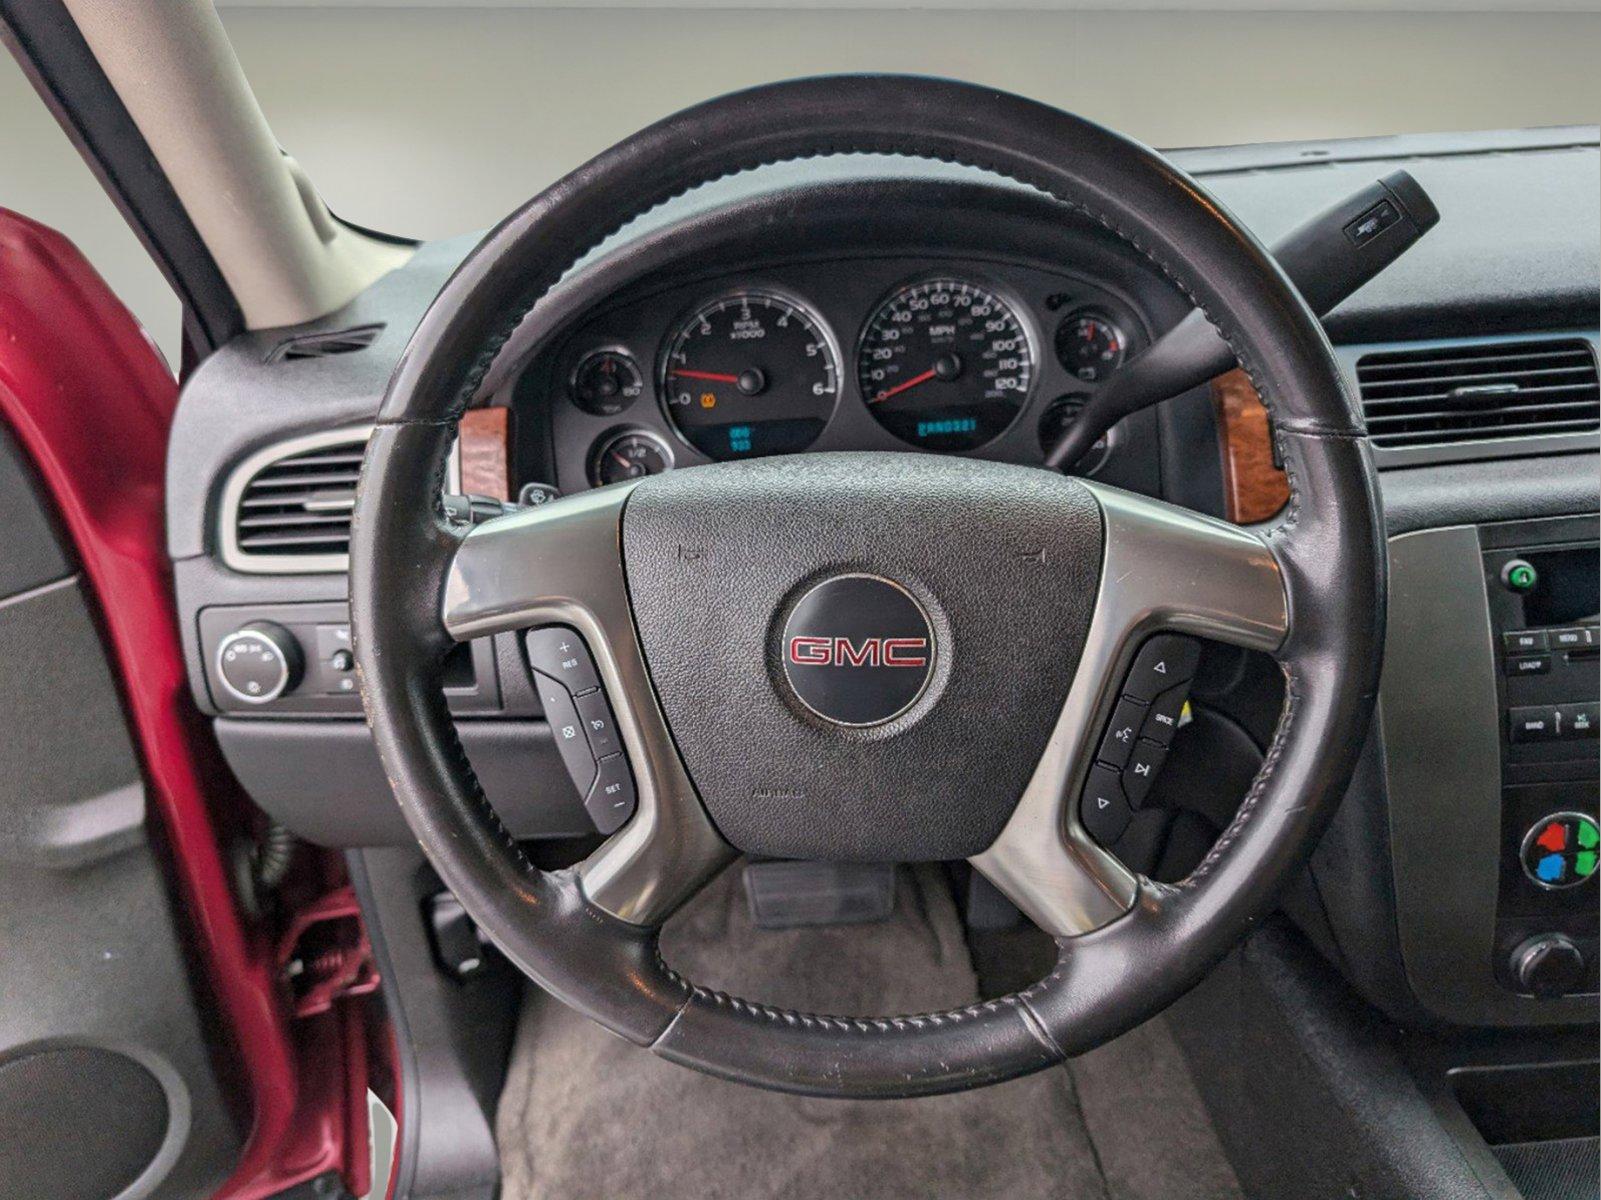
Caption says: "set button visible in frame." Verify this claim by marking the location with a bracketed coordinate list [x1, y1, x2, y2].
[1521, 812, 1600, 889]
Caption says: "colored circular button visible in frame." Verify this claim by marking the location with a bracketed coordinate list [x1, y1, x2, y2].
[1502, 559, 1539, 593]
[1521, 812, 1600, 890]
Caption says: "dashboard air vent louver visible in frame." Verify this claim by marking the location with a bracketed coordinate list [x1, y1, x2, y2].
[268, 324, 382, 363]
[231, 432, 368, 563]
[1356, 338, 1599, 449]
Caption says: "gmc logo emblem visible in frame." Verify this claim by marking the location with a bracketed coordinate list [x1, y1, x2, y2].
[787, 636, 929, 669]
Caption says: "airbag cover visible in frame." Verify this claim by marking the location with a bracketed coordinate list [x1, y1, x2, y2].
[622, 452, 1102, 860]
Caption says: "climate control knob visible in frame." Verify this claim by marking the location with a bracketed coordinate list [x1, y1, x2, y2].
[1510, 934, 1585, 998]
[216, 622, 303, 704]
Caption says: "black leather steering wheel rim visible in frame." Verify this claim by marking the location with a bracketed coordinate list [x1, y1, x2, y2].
[351, 75, 1385, 1098]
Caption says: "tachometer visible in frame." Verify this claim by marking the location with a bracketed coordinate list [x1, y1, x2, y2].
[660, 292, 838, 460]
[857, 278, 1035, 452]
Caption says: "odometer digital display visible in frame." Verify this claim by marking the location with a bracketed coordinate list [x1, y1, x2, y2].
[857, 278, 1035, 452]
[660, 292, 838, 460]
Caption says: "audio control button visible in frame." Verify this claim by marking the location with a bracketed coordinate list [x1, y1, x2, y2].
[1123, 636, 1200, 703]
[1080, 765, 1131, 846]
[1504, 630, 1548, 654]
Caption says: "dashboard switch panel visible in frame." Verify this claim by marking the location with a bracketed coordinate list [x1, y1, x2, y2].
[524, 627, 636, 834]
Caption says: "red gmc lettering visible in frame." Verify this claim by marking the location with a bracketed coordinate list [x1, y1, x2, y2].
[787, 636, 929, 668]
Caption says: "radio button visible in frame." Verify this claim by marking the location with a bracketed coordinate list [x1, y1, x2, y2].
[1557, 702, 1599, 739]
[1551, 628, 1589, 651]
[1506, 654, 1551, 678]
[1509, 706, 1560, 743]
[1503, 631, 1548, 654]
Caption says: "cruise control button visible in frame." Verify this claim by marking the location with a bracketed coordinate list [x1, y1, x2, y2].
[575, 689, 622, 758]
[1097, 697, 1148, 769]
[1123, 636, 1201, 703]
[1508, 706, 1560, 743]
[585, 754, 637, 834]
[1123, 740, 1169, 808]
[1506, 654, 1551, 678]
[525, 626, 601, 694]
[1141, 685, 1189, 748]
[1080, 766, 1131, 845]
[533, 671, 598, 794]
[1503, 630, 1548, 654]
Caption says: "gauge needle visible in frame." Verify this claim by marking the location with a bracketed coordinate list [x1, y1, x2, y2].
[870, 367, 937, 404]
[670, 368, 741, 383]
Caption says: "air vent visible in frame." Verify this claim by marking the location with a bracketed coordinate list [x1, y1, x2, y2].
[1356, 338, 1599, 450]
[267, 324, 382, 363]
[224, 429, 370, 571]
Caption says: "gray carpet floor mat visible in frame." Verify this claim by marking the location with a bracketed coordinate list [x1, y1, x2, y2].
[496, 864, 1242, 1200]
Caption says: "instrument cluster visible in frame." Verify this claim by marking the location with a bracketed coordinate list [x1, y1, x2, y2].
[531, 256, 1148, 492]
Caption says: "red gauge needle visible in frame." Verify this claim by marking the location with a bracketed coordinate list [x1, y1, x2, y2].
[870, 367, 937, 404]
[670, 368, 741, 384]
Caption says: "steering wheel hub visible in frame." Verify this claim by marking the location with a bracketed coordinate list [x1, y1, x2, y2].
[621, 452, 1103, 862]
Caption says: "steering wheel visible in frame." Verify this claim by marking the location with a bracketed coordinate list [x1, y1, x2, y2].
[351, 75, 1383, 1098]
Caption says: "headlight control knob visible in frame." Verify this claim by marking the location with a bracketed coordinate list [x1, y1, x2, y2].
[1510, 934, 1585, 998]
[216, 621, 303, 704]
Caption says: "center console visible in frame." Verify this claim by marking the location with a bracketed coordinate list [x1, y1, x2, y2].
[1382, 513, 1598, 1026]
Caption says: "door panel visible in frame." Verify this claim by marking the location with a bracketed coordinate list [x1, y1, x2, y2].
[0, 424, 242, 1200]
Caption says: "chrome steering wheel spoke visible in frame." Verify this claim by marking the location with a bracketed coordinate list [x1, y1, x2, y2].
[970, 481, 1289, 937]
[441, 484, 734, 926]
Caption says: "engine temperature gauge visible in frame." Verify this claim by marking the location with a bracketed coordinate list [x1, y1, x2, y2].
[570, 350, 643, 416]
[590, 429, 673, 488]
[1056, 312, 1128, 383]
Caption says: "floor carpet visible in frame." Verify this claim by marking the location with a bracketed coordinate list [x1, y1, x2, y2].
[496, 864, 1242, 1200]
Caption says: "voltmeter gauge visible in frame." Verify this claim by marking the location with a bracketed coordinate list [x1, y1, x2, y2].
[1056, 312, 1128, 383]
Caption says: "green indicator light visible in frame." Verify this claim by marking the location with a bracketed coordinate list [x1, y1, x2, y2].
[1578, 820, 1599, 851]
[1576, 852, 1598, 879]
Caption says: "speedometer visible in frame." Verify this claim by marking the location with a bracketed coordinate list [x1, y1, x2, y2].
[857, 278, 1035, 452]
[660, 291, 838, 461]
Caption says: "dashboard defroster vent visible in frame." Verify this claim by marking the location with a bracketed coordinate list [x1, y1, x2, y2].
[222, 428, 371, 573]
[268, 324, 383, 363]
[1356, 337, 1599, 450]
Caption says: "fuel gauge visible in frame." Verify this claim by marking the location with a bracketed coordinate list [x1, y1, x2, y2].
[590, 429, 673, 488]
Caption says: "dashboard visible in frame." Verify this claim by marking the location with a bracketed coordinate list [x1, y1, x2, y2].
[164, 131, 1601, 1031]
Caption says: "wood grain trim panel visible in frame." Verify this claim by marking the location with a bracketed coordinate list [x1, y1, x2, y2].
[1213, 368, 1289, 524]
[459, 406, 511, 499]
